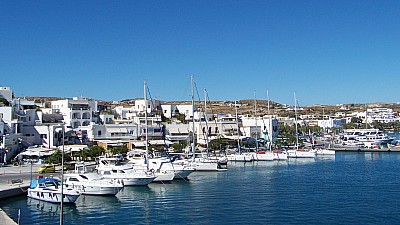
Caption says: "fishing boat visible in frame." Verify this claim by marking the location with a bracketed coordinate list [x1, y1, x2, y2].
[27, 177, 80, 203]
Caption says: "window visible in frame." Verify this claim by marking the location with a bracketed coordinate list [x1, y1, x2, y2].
[98, 130, 102, 136]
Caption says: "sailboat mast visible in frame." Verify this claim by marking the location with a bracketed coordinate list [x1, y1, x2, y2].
[144, 80, 149, 171]
[191, 76, 196, 162]
[254, 91, 258, 151]
[266, 89, 272, 151]
[204, 88, 209, 150]
[235, 100, 241, 155]
[323, 107, 326, 149]
[294, 92, 299, 151]
[267, 89, 270, 115]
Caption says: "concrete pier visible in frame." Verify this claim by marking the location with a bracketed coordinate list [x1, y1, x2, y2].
[0, 207, 18, 225]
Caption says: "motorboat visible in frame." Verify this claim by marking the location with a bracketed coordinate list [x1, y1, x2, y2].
[27, 177, 80, 203]
[96, 157, 156, 186]
[64, 173, 123, 196]
[127, 149, 193, 180]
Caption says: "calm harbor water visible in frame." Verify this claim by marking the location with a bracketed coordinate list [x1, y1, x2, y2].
[2, 152, 400, 225]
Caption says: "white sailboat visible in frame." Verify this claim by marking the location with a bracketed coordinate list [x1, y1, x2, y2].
[287, 93, 316, 159]
[142, 80, 175, 182]
[226, 100, 253, 162]
[249, 91, 274, 161]
[314, 107, 335, 156]
[178, 76, 226, 171]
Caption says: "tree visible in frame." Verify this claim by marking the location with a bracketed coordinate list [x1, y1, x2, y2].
[351, 117, 363, 124]
[88, 146, 105, 158]
[109, 145, 128, 155]
[46, 150, 72, 164]
[175, 114, 186, 123]
[0, 98, 9, 106]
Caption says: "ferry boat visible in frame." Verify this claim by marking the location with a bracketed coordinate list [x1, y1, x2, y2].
[27, 177, 80, 203]
[339, 129, 393, 147]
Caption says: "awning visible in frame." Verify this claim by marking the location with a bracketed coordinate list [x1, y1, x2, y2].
[107, 127, 129, 133]
[149, 140, 173, 145]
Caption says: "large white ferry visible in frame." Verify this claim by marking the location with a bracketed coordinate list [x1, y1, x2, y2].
[339, 129, 393, 147]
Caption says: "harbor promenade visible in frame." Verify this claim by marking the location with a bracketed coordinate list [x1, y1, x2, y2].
[0, 163, 54, 224]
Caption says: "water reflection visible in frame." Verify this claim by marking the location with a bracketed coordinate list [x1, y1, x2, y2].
[335, 152, 400, 161]
[75, 194, 122, 213]
[27, 198, 77, 215]
[288, 158, 316, 165]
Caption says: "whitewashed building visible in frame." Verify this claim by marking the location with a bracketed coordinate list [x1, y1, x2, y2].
[241, 115, 279, 142]
[366, 108, 396, 123]
[0, 87, 13, 102]
[51, 97, 98, 128]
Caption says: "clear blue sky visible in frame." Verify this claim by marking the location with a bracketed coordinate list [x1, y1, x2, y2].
[1, 1, 400, 106]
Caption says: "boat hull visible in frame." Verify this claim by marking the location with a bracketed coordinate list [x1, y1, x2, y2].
[27, 189, 79, 203]
[287, 150, 316, 158]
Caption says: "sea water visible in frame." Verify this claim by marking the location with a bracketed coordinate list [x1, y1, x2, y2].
[1, 152, 400, 225]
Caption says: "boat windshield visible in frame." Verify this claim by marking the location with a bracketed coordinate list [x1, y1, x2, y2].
[79, 175, 89, 180]
[44, 180, 60, 188]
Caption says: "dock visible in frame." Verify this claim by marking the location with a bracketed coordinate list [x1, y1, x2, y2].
[332, 147, 400, 152]
[0, 164, 48, 224]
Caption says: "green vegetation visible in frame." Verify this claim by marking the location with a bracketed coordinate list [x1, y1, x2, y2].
[46, 150, 72, 164]
[0, 97, 10, 106]
[171, 140, 187, 152]
[109, 144, 128, 155]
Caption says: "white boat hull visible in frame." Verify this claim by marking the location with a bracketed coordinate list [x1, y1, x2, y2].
[114, 177, 154, 186]
[173, 169, 194, 179]
[27, 189, 80, 203]
[250, 152, 274, 161]
[316, 149, 336, 155]
[287, 150, 316, 158]
[227, 154, 252, 162]
[273, 152, 288, 160]
[153, 172, 175, 182]
[71, 185, 122, 196]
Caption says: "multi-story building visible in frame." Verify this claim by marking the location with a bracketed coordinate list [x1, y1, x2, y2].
[241, 115, 279, 143]
[51, 97, 98, 128]
[366, 108, 396, 124]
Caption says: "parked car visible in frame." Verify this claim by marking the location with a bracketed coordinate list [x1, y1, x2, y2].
[37, 164, 56, 174]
